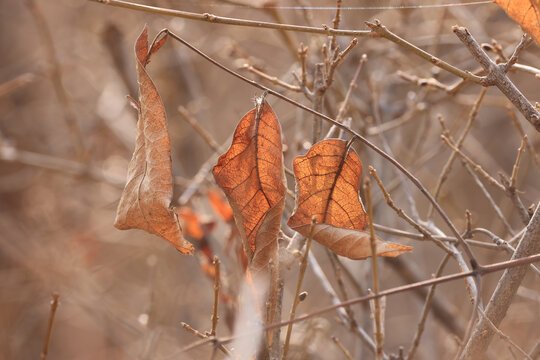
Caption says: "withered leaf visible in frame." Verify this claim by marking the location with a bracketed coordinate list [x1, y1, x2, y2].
[208, 188, 234, 223]
[495, 0, 540, 44]
[287, 139, 411, 260]
[177, 207, 204, 240]
[212, 99, 285, 272]
[114, 27, 194, 255]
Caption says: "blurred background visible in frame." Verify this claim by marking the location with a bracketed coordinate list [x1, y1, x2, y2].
[1, 0, 539, 359]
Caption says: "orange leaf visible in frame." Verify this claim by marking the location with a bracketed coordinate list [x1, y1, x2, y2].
[178, 207, 204, 240]
[495, 0, 540, 44]
[287, 139, 411, 260]
[213, 98, 285, 272]
[208, 188, 234, 223]
[114, 27, 193, 255]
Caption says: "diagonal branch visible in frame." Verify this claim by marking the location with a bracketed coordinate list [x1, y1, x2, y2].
[460, 204, 540, 360]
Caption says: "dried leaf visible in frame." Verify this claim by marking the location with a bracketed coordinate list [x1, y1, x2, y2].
[495, 0, 540, 44]
[178, 207, 204, 240]
[213, 98, 285, 272]
[114, 27, 193, 255]
[287, 139, 412, 259]
[208, 188, 234, 223]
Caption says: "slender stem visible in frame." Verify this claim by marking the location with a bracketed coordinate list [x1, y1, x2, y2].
[308, 253, 380, 356]
[365, 178, 384, 359]
[181, 322, 231, 356]
[41, 293, 60, 360]
[509, 136, 526, 189]
[0, 141, 125, 188]
[88, 0, 370, 37]
[365, 20, 483, 84]
[406, 254, 451, 360]
[332, 336, 353, 360]
[282, 219, 315, 360]
[369, 166, 451, 254]
[178, 106, 221, 152]
[210, 256, 220, 336]
[441, 135, 505, 192]
[507, 107, 540, 170]
[0, 73, 35, 98]
[243, 64, 302, 92]
[427, 87, 487, 219]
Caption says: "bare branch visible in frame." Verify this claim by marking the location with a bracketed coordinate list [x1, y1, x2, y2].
[452, 26, 540, 132]
[460, 205, 540, 359]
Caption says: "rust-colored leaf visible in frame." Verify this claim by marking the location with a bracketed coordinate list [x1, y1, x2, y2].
[208, 188, 234, 223]
[178, 207, 204, 240]
[212, 98, 285, 272]
[287, 139, 411, 260]
[495, 0, 540, 44]
[114, 27, 193, 255]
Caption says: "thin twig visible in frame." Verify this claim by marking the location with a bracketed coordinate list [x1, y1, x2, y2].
[427, 87, 487, 219]
[181, 322, 231, 356]
[406, 254, 451, 360]
[0, 140, 125, 188]
[499, 173, 531, 226]
[369, 166, 451, 253]
[182, 322, 206, 339]
[88, 0, 371, 37]
[329, 0, 343, 51]
[282, 218, 315, 360]
[366, 20, 483, 84]
[178, 106, 221, 152]
[332, 336, 353, 360]
[324, 38, 358, 90]
[509, 136, 527, 189]
[326, 251, 361, 325]
[312, 63, 325, 143]
[0, 73, 35, 98]
[477, 308, 532, 359]
[462, 161, 514, 234]
[441, 135, 505, 192]
[242, 65, 302, 92]
[41, 292, 60, 360]
[368, 78, 420, 220]
[466, 228, 540, 276]
[507, 106, 540, 170]
[365, 178, 384, 359]
[308, 253, 381, 357]
[298, 43, 308, 89]
[503, 34, 532, 73]
[366, 103, 422, 136]
[210, 257, 220, 336]
[397, 71, 452, 93]
[326, 54, 367, 138]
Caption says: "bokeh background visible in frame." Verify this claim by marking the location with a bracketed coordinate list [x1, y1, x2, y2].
[1, 0, 539, 359]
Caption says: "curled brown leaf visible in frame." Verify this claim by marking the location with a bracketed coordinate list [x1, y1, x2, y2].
[114, 27, 193, 255]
